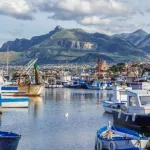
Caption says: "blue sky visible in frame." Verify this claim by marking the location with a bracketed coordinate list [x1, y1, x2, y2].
[0, 0, 150, 46]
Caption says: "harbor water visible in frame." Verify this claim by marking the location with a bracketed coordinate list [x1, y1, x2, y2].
[1, 88, 113, 149]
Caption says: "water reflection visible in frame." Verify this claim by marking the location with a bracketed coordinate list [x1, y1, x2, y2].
[29, 97, 44, 117]
[0, 88, 124, 150]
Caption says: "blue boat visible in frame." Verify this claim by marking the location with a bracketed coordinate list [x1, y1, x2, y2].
[1, 96, 29, 108]
[0, 131, 21, 150]
[1, 86, 26, 96]
[0, 86, 29, 108]
[95, 123, 148, 150]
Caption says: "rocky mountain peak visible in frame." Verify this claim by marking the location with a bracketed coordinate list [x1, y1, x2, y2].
[133, 29, 148, 36]
[54, 25, 64, 31]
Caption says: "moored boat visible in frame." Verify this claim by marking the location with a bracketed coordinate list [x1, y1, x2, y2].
[87, 81, 107, 90]
[95, 122, 148, 150]
[0, 131, 21, 150]
[1, 85, 43, 97]
[1, 95, 29, 108]
[18, 84, 44, 96]
[112, 90, 150, 130]
[102, 86, 132, 113]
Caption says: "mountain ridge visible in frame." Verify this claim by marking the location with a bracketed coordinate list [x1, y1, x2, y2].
[0, 26, 149, 64]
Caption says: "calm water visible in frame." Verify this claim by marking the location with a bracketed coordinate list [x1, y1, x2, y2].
[0, 88, 113, 150]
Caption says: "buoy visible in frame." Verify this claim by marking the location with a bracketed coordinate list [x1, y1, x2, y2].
[108, 141, 116, 150]
[65, 113, 69, 118]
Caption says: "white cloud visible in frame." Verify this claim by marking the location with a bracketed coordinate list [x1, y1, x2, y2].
[48, 0, 130, 20]
[0, 0, 34, 20]
[79, 16, 111, 25]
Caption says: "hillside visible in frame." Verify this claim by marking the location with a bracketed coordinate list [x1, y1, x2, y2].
[0, 26, 149, 64]
[113, 29, 148, 45]
[113, 29, 150, 53]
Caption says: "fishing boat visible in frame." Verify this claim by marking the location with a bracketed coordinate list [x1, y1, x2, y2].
[0, 131, 21, 150]
[1, 85, 43, 97]
[3, 59, 44, 96]
[95, 122, 148, 150]
[112, 90, 150, 130]
[87, 81, 107, 90]
[69, 80, 81, 88]
[18, 84, 43, 96]
[102, 86, 132, 113]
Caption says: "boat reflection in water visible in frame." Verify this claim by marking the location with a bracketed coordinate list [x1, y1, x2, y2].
[29, 97, 44, 117]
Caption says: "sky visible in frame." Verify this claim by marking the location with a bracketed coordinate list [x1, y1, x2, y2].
[0, 0, 150, 46]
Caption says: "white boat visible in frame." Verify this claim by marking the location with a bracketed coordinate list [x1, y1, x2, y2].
[112, 89, 150, 129]
[1, 95, 29, 108]
[95, 122, 148, 150]
[102, 86, 132, 113]
[88, 81, 107, 90]
[1, 86, 19, 96]
[0, 86, 29, 108]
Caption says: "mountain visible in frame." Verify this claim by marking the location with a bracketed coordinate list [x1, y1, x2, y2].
[113, 29, 148, 45]
[0, 26, 149, 64]
[113, 29, 150, 53]
[136, 34, 150, 53]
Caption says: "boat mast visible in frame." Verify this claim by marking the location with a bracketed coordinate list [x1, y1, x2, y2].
[6, 46, 9, 75]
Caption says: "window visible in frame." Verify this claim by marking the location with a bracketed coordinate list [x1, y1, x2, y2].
[129, 96, 137, 106]
[140, 96, 150, 105]
[120, 91, 127, 95]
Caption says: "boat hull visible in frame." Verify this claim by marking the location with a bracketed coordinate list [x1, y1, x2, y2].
[102, 101, 125, 114]
[0, 137, 20, 150]
[112, 110, 150, 129]
[1, 96, 29, 108]
[18, 85, 43, 96]
[95, 125, 148, 150]
[96, 138, 148, 150]
[0, 131, 21, 150]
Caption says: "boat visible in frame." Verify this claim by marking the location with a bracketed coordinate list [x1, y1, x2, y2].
[1, 85, 43, 97]
[1, 86, 19, 96]
[87, 81, 107, 90]
[69, 79, 84, 88]
[3, 59, 44, 96]
[0, 131, 21, 150]
[95, 122, 148, 150]
[18, 84, 44, 96]
[112, 89, 150, 130]
[0, 86, 29, 107]
[1, 96, 29, 108]
[102, 86, 132, 113]
[105, 82, 114, 90]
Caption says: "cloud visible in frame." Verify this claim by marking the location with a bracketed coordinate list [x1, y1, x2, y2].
[33, 0, 150, 34]
[79, 16, 111, 26]
[45, 0, 130, 20]
[0, 0, 34, 20]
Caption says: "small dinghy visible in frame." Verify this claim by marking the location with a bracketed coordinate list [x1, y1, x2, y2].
[95, 122, 148, 150]
[0, 131, 21, 150]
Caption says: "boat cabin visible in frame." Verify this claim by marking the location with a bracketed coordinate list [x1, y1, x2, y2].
[111, 86, 132, 103]
[126, 90, 150, 114]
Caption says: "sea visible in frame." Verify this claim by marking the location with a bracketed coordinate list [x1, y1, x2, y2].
[0, 88, 128, 149]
